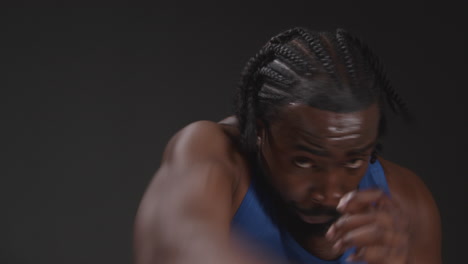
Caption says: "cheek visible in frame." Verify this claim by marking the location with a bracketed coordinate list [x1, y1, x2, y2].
[263, 152, 311, 201]
[270, 174, 311, 203]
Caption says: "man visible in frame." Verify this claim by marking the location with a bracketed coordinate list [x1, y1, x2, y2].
[133, 28, 441, 264]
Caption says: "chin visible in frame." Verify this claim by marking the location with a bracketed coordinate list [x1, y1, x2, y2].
[299, 216, 338, 237]
[305, 220, 335, 237]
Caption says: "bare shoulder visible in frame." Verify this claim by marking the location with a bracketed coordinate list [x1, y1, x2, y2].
[378, 157, 442, 263]
[158, 120, 248, 190]
[378, 157, 436, 210]
[134, 121, 251, 264]
[162, 120, 243, 165]
[155, 120, 250, 210]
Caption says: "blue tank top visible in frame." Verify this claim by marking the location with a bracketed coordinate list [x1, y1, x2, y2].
[231, 160, 390, 264]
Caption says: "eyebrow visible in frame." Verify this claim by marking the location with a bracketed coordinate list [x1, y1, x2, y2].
[293, 140, 376, 157]
[294, 144, 329, 157]
[346, 141, 376, 156]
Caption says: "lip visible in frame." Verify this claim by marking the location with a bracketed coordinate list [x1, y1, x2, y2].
[297, 213, 336, 224]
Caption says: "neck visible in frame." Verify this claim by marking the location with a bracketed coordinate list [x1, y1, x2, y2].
[274, 197, 343, 260]
[288, 222, 343, 260]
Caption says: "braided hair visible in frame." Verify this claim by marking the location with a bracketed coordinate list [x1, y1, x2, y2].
[234, 27, 409, 162]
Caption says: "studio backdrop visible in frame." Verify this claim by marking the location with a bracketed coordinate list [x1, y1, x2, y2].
[2, 4, 466, 264]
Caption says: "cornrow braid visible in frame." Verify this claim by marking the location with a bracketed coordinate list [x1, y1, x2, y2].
[234, 27, 409, 158]
[235, 28, 314, 156]
[236, 44, 284, 155]
[270, 44, 315, 73]
[258, 67, 295, 87]
[336, 29, 356, 84]
[342, 31, 410, 117]
[294, 28, 336, 75]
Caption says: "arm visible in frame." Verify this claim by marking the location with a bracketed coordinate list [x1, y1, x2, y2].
[388, 161, 442, 264]
[133, 121, 279, 264]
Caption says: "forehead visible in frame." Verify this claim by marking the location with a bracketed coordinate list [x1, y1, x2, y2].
[269, 103, 380, 144]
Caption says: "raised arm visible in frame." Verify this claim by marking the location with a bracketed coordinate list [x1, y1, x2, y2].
[133, 121, 278, 264]
[383, 159, 442, 264]
[322, 158, 442, 264]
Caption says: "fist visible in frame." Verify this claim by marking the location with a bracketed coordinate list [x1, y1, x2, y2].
[326, 189, 410, 264]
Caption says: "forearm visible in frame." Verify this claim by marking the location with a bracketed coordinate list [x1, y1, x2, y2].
[134, 226, 282, 264]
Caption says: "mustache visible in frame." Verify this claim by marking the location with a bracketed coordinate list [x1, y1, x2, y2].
[290, 203, 341, 218]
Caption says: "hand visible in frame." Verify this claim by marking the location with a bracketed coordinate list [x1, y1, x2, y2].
[325, 189, 410, 264]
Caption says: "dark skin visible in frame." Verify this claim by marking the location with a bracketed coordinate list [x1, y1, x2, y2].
[133, 103, 441, 264]
[257, 103, 381, 260]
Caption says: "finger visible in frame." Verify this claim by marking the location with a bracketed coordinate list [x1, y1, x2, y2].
[341, 224, 385, 248]
[349, 245, 408, 264]
[326, 211, 393, 242]
[337, 189, 389, 214]
[347, 246, 387, 264]
[339, 224, 408, 250]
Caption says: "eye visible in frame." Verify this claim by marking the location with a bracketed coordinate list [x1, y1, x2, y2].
[293, 157, 315, 169]
[344, 159, 365, 169]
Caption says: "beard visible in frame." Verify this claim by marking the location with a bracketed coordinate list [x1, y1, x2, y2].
[287, 202, 342, 237]
[298, 217, 336, 237]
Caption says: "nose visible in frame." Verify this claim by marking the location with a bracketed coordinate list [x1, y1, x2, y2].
[310, 168, 345, 207]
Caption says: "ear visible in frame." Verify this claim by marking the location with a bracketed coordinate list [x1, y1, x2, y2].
[256, 119, 266, 146]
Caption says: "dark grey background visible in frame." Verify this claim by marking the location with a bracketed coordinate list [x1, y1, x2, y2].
[2, 4, 466, 264]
